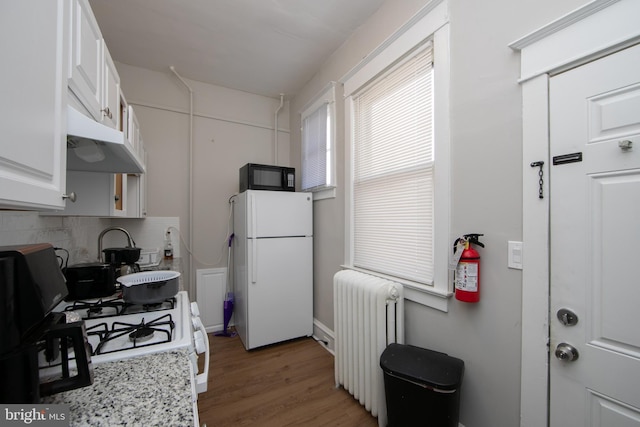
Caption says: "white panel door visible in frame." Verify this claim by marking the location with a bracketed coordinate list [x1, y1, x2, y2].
[196, 268, 227, 333]
[550, 44, 640, 426]
[247, 190, 313, 238]
[246, 236, 313, 349]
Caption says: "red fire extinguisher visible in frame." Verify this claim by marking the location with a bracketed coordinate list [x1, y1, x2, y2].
[454, 234, 484, 303]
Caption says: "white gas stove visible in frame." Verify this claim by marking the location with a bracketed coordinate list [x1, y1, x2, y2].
[50, 291, 209, 394]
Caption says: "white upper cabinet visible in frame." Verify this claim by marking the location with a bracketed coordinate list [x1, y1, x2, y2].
[68, 0, 102, 122]
[0, 0, 69, 210]
[68, 0, 122, 130]
[52, 171, 126, 217]
[0, 0, 146, 212]
[47, 103, 147, 217]
[66, 0, 144, 174]
[102, 43, 121, 130]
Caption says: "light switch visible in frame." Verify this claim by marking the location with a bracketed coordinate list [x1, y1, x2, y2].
[508, 241, 523, 270]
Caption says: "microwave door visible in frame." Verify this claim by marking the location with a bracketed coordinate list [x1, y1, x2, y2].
[254, 168, 281, 189]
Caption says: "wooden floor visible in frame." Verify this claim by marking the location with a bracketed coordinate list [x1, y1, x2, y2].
[197, 331, 378, 427]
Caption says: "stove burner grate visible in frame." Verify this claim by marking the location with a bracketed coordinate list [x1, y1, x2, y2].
[121, 297, 176, 315]
[63, 296, 177, 320]
[64, 297, 125, 319]
[92, 313, 175, 356]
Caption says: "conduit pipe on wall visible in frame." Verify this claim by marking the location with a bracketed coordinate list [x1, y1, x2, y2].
[274, 93, 284, 165]
[169, 66, 195, 298]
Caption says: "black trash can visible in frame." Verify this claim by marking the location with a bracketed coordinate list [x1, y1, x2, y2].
[380, 343, 464, 427]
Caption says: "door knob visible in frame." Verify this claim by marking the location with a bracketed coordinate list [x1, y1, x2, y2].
[555, 343, 579, 362]
[618, 139, 632, 151]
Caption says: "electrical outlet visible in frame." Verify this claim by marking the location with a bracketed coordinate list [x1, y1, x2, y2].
[508, 241, 523, 270]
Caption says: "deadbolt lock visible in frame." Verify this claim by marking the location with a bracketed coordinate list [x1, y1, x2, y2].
[557, 308, 578, 326]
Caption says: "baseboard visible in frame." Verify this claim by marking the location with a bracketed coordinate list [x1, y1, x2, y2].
[312, 318, 335, 356]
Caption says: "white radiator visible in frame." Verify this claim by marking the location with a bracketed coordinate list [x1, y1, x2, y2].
[334, 270, 404, 427]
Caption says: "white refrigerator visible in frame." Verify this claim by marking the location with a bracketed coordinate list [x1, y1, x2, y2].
[233, 190, 313, 350]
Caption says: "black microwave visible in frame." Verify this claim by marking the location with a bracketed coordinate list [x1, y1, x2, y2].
[239, 163, 295, 192]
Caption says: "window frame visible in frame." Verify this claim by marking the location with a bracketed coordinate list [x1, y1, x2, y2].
[342, 2, 450, 311]
[300, 81, 337, 201]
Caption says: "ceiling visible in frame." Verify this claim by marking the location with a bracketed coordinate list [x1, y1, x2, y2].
[89, 0, 386, 99]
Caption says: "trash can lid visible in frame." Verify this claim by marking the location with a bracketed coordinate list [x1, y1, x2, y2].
[380, 343, 464, 391]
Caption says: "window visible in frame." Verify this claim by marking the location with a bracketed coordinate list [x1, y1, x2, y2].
[352, 43, 434, 285]
[301, 82, 336, 199]
[343, 3, 450, 310]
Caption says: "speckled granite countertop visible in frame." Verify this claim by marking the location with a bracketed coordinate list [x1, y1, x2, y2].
[43, 350, 196, 426]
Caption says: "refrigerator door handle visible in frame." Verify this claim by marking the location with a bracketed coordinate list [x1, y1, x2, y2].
[249, 192, 256, 238]
[251, 239, 257, 284]
[249, 192, 258, 284]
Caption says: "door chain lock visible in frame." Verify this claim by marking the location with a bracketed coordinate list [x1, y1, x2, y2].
[530, 161, 544, 199]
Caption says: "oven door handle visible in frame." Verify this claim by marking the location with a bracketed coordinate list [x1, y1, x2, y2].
[193, 316, 210, 394]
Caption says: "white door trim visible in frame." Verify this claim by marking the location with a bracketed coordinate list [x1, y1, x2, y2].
[509, 1, 640, 426]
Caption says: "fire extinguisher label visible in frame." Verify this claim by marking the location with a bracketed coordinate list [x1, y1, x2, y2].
[449, 240, 466, 270]
[455, 262, 478, 292]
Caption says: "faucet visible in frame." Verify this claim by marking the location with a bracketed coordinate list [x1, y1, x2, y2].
[98, 227, 137, 262]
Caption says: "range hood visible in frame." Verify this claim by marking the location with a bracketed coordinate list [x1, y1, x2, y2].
[66, 106, 145, 174]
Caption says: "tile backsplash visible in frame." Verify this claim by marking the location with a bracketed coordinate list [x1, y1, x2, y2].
[0, 212, 179, 265]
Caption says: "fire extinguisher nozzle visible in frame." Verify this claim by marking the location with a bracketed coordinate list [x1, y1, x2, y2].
[463, 233, 485, 248]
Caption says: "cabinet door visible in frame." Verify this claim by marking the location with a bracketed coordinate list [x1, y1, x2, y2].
[102, 42, 121, 129]
[68, 0, 102, 121]
[0, 0, 68, 210]
[139, 145, 147, 217]
[128, 105, 141, 156]
[113, 173, 127, 216]
[126, 147, 147, 218]
[46, 171, 125, 217]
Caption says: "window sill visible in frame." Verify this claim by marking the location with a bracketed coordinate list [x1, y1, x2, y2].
[307, 187, 336, 201]
[402, 281, 451, 312]
[340, 266, 451, 312]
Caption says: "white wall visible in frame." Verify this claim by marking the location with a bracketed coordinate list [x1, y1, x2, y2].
[289, 0, 587, 425]
[115, 63, 291, 293]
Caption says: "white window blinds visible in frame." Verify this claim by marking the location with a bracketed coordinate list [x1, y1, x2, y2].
[302, 103, 329, 190]
[301, 83, 336, 192]
[352, 42, 434, 284]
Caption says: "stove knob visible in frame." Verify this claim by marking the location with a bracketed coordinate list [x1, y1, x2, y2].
[192, 316, 199, 329]
[190, 302, 200, 317]
[194, 330, 206, 354]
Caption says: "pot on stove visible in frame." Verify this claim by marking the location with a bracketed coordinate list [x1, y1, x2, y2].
[63, 263, 116, 300]
[102, 247, 141, 265]
[117, 271, 180, 304]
